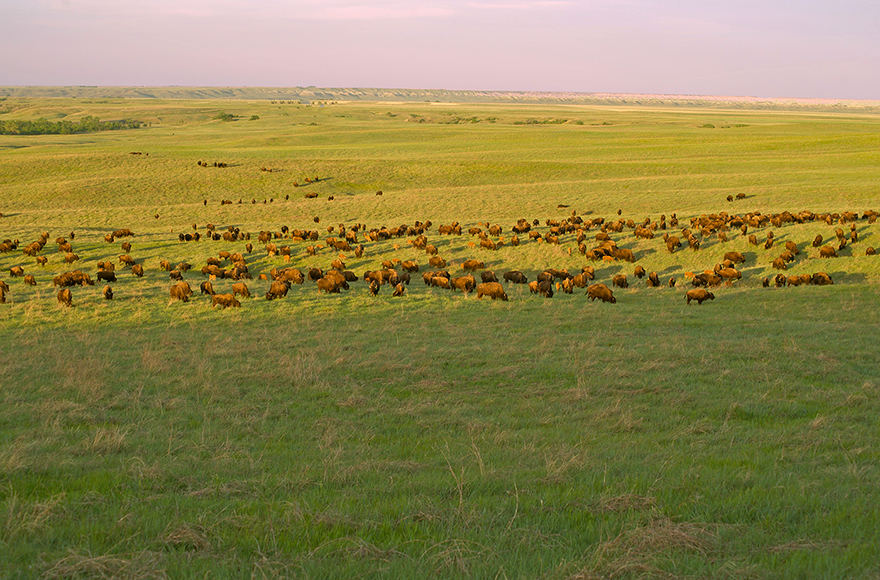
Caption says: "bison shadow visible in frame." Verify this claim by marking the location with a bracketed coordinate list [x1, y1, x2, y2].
[829, 271, 867, 284]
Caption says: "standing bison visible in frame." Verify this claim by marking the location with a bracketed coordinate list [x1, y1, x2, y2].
[686, 289, 715, 305]
[476, 282, 508, 301]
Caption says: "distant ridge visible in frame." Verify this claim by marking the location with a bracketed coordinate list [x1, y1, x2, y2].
[1, 86, 877, 109]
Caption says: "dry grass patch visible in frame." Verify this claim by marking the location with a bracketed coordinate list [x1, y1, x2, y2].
[575, 517, 718, 579]
[78, 426, 128, 456]
[2, 493, 65, 543]
[161, 523, 211, 552]
[42, 550, 167, 580]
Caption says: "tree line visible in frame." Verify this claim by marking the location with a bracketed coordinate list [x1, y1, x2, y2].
[0, 115, 143, 135]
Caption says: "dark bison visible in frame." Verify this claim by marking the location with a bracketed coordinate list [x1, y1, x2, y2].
[586, 283, 616, 303]
[476, 282, 508, 301]
[612, 274, 628, 289]
[200, 281, 215, 295]
[537, 280, 554, 298]
[97, 271, 117, 283]
[480, 270, 498, 283]
[686, 289, 715, 305]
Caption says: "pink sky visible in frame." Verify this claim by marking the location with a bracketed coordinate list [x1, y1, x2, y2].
[2, 0, 879, 99]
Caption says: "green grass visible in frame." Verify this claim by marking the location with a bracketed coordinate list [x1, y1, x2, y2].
[1, 96, 880, 579]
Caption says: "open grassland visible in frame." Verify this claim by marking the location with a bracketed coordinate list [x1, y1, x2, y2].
[1, 97, 880, 579]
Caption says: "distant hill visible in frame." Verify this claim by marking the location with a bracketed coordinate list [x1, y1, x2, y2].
[1, 86, 877, 110]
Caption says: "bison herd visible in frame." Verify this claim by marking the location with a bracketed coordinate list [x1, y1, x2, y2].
[0, 206, 877, 310]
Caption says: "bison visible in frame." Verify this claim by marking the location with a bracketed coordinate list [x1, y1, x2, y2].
[686, 289, 715, 305]
[503, 270, 527, 284]
[818, 245, 838, 258]
[266, 280, 290, 300]
[612, 274, 628, 289]
[132, 264, 144, 277]
[586, 283, 616, 304]
[169, 282, 193, 302]
[232, 282, 251, 298]
[392, 283, 406, 297]
[97, 271, 117, 283]
[211, 293, 241, 308]
[537, 280, 554, 298]
[476, 282, 508, 301]
[57, 288, 73, 307]
[23, 274, 37, 286]
[103, 285, 113, 300]
[200, 281, 215, 295]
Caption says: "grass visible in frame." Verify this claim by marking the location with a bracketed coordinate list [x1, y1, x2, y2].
[1, 95, 880, 578]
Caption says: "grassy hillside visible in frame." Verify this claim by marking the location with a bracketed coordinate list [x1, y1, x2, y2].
[1, 97, 879, 579]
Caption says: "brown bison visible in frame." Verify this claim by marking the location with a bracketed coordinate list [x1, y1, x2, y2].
[686, 288, 715, 305]
[612, 274, 628, 289]
[537, 280, 554, 298]
[476, 282, 508, 301]
[503, 270, 527, 284]
[480, 270, 499, 283]
[10, 266, 24, 277]
[119, 254, 135, 266]
[717, 268, 741, 281]
[401, 260, 420, 273]
[232, 282, 251, 298]
[723, 251, 745, 264]
[866, 247, 876, 256]
[430, 276, 450, 289]
[132, 264, 144, 277]
[317, 276, 341, 294]
[450, 275, 476, 294]
[23, 274, 37, 286]
[97, 271, 117, 283]
[57, 288, 73, 307]
[646, 272, 660, 287]
[266, 280, 290, 300]
[392, 283, 406, 297]
[772, 257, 787, 270]
[818, 245, 838, 258]
[369, 279, 380, 296]
[633, 265, 646, 279]
[169, 282, 193, 302]
[586, 283, 616, 303]
[462, 259, 485, 271]
[200, 281, 215, 295]
[811, 272, 833, 286]
[212, 293, 241, 308]
[103, 285, 113, 300]
[429, 256, 447, 268]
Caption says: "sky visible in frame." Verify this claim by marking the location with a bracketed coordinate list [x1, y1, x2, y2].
[2, 0, 879, 99]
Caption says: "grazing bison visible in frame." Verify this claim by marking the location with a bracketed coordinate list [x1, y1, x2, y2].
[772, 257, 787, 270]
[430, 276, 450, 289]
[480, 270, 499, 283]
[785, 240, 799, 254]
[429, 256, 447, 268]
[103, 285, 113, 300]
[401, 260, 420, 273]
[723, 251, 745, 264]
[633, 265, 646, 279]
[462, 259, 485, 271]
[811, 272, 833, 286]
[57, 288, 73, 307]
[392, 283, 406, 297]
[865, 246, 876, 256]
[612, 274, 628, 289]
[231, 282, 251, 298]
[369, 279, 380, 296]
[36, 256, 48, 266]
[23, 274, 37, 286]
[200, 281, 215, 295]
[586, 283, 616, 304]
[132, 264, 144, 277]
[119, 254, 135, 266]
[537, 280, 554, 298]
[10, 266, 24, 277]
[686, 289, 715, 305]
[717, 268, 741, 281]
[646, 272, 660, 287]
[212, 293, 242, 308]
[169, 270, 183, 281]
[812, 235, 824, 248]
[450, 275, 476, 294]
[97, 271, 117, 283]
[819, 245, 838, 258]
[169, 282, 193, 302]
[266, 280, 290, 300]
[317, 276, 341, 294]
[476, 282, 508, 301]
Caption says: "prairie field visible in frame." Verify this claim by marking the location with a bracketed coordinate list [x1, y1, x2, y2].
[1, 94, 880, 579]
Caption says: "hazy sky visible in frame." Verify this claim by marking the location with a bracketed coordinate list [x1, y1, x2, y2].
[3, 0, 879, 99]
